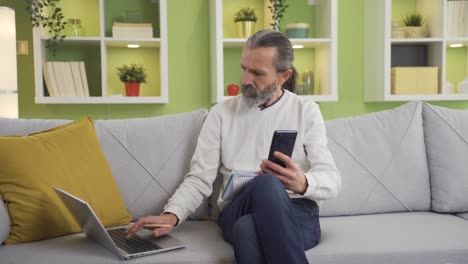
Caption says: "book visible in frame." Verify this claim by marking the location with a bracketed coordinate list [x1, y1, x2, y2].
[112, 22, 153, 28]
[221, 170, 260, 200]
[112, 29, 153, 38]
[112, 22, 154, 38]
[52, 62, 75, 97]
[70, 62, 85, 97]
[42, 62, 58, 96]
[78, 62, 89, 96]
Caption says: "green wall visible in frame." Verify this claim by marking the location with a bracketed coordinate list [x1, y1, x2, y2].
[2, 0, 468, 120]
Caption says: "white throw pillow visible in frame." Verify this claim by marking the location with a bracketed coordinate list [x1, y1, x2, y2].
[422, 103, 468, 213]
[321, 101, 431, 216]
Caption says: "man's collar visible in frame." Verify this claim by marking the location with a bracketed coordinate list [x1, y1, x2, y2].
[258, 89, 285, 110]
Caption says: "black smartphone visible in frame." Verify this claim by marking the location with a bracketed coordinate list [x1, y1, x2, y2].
[267, 130, 298, 167]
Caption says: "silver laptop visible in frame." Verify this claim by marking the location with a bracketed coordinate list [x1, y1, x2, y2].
[52, 186, 186, 260]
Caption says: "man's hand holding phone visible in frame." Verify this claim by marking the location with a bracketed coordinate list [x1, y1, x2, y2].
[260, 130, 308, 195]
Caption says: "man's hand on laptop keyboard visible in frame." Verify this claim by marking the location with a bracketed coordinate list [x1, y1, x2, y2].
[126, 213, 178, 239]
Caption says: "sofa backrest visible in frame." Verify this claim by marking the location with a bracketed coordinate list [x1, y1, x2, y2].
[94, 109, 209, 220]
[0, 109, 209, 222]
[320, 101, 431, 216]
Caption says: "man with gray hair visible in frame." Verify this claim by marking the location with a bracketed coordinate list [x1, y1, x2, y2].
[128, 29, 341, 264]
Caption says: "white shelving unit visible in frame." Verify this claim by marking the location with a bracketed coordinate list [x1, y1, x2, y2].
[210, 0, 337, 103]
[33, 0, 168, 104]
[364, 0, 468, 101]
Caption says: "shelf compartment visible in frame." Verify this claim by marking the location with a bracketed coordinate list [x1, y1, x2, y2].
[33, 0, 168, 104]
[391, 0, 444, 39]
[221, 45, 334, 99]
[105, 46, 161, 98]
[41, 40, 102, 98]
[103, 0, 160, 38]
[390, 42, 443, 94]
[211, 0, 336, 103]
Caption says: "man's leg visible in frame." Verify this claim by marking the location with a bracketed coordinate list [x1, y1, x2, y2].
[231, 214, 264, 263]
[218, 174, 319, 264]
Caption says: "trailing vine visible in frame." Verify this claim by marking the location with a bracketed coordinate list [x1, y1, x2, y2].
[26, 0, 67, 56]
[268, 0, 289, 31]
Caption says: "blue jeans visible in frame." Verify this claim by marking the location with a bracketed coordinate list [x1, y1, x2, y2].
[217, 174, 321, 264]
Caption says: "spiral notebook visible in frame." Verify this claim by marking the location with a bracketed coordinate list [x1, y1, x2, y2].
[222, 170, 260, 200]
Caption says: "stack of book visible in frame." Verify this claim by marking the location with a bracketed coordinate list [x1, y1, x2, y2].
[42, 61, 90, 97]
[112, 22, 153, 38]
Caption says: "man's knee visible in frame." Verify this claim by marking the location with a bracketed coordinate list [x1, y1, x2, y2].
[251, 174, 284, 193]
[232, 214, 256, 242]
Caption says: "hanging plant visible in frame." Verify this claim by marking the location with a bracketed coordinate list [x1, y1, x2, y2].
[26, 0, 67, 56]
[268, 0, 289, 31]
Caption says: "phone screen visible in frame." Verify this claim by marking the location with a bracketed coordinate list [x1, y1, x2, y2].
[267, 130, 297, 167]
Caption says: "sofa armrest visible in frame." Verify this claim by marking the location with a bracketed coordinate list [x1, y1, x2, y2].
[0, 198, 10, 245]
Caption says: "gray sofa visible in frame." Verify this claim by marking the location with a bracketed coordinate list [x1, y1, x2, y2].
[1, 101, 468, 264]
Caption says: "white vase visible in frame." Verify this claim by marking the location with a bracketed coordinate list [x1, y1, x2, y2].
[405, 26, 425, 38]
[236, 21, 256, 38]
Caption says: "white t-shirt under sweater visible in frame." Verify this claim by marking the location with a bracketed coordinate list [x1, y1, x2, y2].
[164, 90, 341, 225]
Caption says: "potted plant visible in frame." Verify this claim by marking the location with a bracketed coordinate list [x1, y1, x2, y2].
[403, 11, 426, 38]
[116, 64, 147, 96]
[268, 0, 289, 31]
[26, 0, 67, 56]
[233, 7, 257, 38]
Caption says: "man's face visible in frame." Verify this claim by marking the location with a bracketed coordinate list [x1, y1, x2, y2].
[240, 47, 280, 107]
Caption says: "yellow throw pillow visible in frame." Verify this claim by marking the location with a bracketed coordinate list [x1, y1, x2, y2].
[0, 116, 132, 244]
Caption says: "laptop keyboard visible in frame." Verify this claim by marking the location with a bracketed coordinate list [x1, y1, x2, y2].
[108, 228, 162, 254]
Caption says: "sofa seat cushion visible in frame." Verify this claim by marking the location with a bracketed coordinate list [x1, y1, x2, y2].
[0, 220, 234, 264]
[322, 101, 431, 216]
[422, 103, 468, 213]
[309, 212, 468, 264]
[1, 213, 467, 264]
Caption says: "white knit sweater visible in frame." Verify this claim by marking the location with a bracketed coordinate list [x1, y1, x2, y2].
[164, 90, 341, 224]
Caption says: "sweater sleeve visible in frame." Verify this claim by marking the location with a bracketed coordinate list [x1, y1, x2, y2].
[163, 108, 222, 226]
[300, 101, 341, 201]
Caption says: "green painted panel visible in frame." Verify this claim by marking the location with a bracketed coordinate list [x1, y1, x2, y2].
[280, 0, 315, 37]
[223, 0, 265, 38]
[392, 0, 417, 26]
[293, 48, 315, 78]
[58, 0, 100, 37]
[446, 47, 467, 88]
[224, 47, 242, 94]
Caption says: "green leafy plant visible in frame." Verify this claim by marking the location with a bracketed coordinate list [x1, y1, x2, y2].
[233, 7, 257, 22]
[403, 11, 424, 27]
[268, 0, 289, 31]
[26, 0, 67, 56]
[116, 64, 147, 83]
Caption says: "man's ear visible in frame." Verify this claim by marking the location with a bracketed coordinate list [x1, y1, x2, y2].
[277, 69, 293, 86]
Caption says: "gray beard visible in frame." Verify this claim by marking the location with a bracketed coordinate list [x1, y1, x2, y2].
[241, 83, 278, 108]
